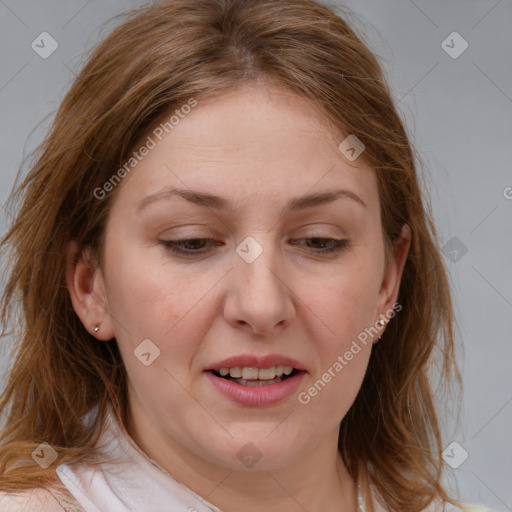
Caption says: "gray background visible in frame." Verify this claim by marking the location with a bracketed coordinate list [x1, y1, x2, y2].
[1, 1, 511, 510]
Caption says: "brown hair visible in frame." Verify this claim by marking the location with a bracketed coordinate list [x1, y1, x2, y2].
[0, 0, 462, 510]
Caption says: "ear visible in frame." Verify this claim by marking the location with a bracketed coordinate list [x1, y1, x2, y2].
[376, 223, 411, 318]
[65, 240, 115, 341]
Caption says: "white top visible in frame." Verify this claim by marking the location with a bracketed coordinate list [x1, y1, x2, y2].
[0, 406, 493, 512]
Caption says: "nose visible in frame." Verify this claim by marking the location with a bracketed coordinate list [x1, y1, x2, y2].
[223, 239, 296, 336]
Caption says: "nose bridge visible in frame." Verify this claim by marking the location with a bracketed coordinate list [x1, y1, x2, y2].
[235, 234, 285, 302]
[226, 234, 294, 333]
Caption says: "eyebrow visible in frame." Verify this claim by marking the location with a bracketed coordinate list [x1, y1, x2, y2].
[136, 186, 367, 214]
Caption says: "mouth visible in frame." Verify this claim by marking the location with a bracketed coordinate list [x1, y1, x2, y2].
[205, 364, 307, 406]
[209, 366, 303, 386]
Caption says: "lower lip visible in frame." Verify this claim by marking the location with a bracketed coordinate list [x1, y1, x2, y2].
[205, 371, 306, 406]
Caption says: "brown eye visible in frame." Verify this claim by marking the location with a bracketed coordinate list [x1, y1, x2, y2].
[289, 238, 350, 254]
[160, 238, 220, 256]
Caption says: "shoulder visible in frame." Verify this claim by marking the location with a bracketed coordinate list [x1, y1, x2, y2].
[0, 487, 66, 511]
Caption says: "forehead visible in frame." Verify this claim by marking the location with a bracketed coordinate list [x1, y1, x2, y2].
[112, 83, 379, 214]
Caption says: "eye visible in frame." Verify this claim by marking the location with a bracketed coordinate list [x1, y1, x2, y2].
[160, 238, 220, 256]
[289, 237, 350, 254]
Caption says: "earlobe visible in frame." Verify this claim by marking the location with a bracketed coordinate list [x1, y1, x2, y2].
[65, 241, 115, 341]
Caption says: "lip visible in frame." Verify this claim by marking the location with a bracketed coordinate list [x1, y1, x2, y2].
[204, 354, 307, 372]
[205, 370, 306, 406]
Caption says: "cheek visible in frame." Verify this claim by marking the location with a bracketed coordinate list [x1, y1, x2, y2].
[298, 276, 376, 415]
[294, 257, 380, 410]
[108, 257, 208, 415]
[300, 259, 382, 347]
[104, 246, 209, 339]
[103, 248, 227, 395]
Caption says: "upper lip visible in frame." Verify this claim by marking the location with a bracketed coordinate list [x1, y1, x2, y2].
[205, 354, 307, 372]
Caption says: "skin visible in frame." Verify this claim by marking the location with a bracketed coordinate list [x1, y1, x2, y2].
[66, 82, 411, 512]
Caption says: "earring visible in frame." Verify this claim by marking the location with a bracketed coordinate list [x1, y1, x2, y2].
[93, 325, 100, 333]
[377, 318, 386, 341]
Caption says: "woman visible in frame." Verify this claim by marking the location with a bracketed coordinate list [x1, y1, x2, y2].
[0, 0, 493, 511]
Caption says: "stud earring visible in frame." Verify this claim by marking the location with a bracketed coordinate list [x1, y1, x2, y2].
[377, 318, 386, 341]
[93, 325, 100, 333]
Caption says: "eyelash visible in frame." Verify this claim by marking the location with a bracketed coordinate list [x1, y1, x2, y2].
[160, 237, 350, 256]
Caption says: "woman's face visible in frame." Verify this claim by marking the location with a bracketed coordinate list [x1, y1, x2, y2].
[69, 83, 409, 472]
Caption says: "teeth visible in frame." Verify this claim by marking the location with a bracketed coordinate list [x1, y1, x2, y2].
[216, 366, 296, 380]
[242, 367, 259, 380]
[258, 367, 276, 380]
[229, 367, 242, 378]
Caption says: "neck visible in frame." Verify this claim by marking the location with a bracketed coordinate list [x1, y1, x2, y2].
[126, 412, 359, 512]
